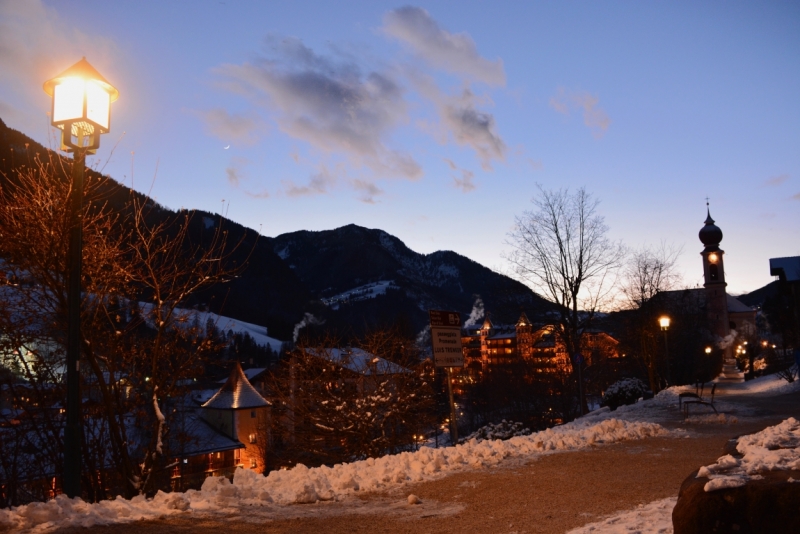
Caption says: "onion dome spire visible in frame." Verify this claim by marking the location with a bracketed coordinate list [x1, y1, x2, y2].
[699, 200, 723, 250]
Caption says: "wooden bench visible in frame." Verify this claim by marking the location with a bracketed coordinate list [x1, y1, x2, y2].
[683, 383, 717, 419]
[678, 381, 704, 410]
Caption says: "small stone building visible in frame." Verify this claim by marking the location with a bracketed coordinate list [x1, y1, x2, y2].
[201, 362, 269, 473]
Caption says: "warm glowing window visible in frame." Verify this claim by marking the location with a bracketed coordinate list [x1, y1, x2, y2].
[249, 433, 257, 444]
[52, 78, 85, 123]
[85, 81, 110, 129]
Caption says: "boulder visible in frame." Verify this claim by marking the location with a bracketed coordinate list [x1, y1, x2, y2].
[673, 468, 800, 533]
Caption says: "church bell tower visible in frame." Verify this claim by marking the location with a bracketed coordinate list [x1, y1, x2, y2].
[699, 204, 730, 341]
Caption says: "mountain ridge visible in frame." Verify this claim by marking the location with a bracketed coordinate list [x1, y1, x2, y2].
[0, 117, 548, 340]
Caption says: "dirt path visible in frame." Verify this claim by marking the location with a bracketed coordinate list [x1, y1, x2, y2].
[56, 390, 799, 534]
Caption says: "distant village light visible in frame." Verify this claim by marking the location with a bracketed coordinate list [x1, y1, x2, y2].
[705, 347, 712, 354]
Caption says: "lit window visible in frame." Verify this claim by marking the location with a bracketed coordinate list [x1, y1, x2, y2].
[249, 433, 257, 444]
[250, 458, 257, 468]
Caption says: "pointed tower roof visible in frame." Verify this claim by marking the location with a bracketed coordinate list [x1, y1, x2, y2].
[516, 311, 531, 327]
[699, 202, 723, 250]
[202, 362, 268, 410]
[43, 57, 119, 101]
[480, 313, 493, 330]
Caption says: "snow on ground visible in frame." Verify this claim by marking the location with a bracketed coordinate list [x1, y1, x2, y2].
[566, 497, 677, 534]
[2, 372, 798, 533]
[320, 280, 397, 309]
[139, 302, 285, 351]
[697, 416, 800, 491]
[0, 418, 668, 532]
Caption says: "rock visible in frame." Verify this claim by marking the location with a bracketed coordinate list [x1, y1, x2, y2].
[407, 494, 421, 505]
[673, 468, 800, 533]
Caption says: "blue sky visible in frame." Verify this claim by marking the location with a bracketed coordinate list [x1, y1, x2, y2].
[1, 0, 798, 296]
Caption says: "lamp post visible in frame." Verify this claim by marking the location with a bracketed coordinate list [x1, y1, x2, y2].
[43, 58, 118, 499]
[659, 316, 671, 386]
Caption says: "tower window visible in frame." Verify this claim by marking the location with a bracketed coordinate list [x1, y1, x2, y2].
[710, 264, 719, 281]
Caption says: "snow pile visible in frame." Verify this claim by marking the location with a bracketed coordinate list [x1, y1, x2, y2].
[697, 417, 800, 492]
[464, 420, 531, 442]
[215, 418, 668, 506]
[566, 496, 676, 534]
[0, 418, 668, 532]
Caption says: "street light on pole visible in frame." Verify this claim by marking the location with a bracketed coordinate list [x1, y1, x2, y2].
[43, 57, 118, 499]
[658, 316, 671, 386]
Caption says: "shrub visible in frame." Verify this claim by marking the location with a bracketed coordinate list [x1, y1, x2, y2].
[601, 378, 648, 411]
[464, 420, 531, 443]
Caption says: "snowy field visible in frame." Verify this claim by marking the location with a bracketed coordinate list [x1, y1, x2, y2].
[1, 372, 798, 533]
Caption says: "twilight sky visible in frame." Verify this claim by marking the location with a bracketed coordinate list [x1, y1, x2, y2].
[1, 0, 798, 297]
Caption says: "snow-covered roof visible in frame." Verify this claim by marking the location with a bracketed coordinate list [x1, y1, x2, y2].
[202, 362, 269, 410]
[726, 294, 754, 314]
[306, 348, 411, 376]
[217, 367, 267, 384]
[172, 410, 244, 456]
[488, 332, 516, 340]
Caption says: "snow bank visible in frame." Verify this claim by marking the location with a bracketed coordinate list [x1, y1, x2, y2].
[0, 418, 668, 532]
[697, 417, 800, 492]
[566, 496, 676, 534]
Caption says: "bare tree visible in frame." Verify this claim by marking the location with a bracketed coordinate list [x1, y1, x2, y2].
[618, 243, 682, 391]
[505, 186, 625, 416]
[264, 330, 434, 469]
[0, 153, 244, 502]
[620, 243, 682, 310]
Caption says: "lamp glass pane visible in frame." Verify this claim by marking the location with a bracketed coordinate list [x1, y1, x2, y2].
[52, 78, 85, 123]
[86, 81, 110, 130]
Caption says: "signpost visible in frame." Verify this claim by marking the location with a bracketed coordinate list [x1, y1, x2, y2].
[429, 310, 463, 444]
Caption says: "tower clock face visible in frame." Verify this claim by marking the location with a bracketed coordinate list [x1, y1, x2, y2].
[708, 253, 719, 264]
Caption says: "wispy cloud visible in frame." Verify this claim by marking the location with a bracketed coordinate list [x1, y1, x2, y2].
[528, 158, 543, 171]
[352, 179, 384, 204]
[213, 10, 508, 199]
[226, 166, 241, 187]
[792, 192, 800, 202]
[245, 189, 270, 199]
[549, 87, 611, 138]
[281, 164, 340, 197]
[382, 6, 505, 86]
[194, 108, 265, 145]
[412, 73, 506, 169]
[444, 158, 476, 192]
[216, 36, 420, 185]
[764, 173, 789, 186]
[224, 156, 249, 188]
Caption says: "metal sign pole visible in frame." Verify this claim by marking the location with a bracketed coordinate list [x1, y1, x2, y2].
[428, 310, 464, 446]
[446, 366, 458, 444]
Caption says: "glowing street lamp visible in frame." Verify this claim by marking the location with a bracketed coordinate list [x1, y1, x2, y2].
[658, 316, 671, 385]
[44, 57, 119, 153]
[705, 347, 712, 354]
[44, 58, 118, 499]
